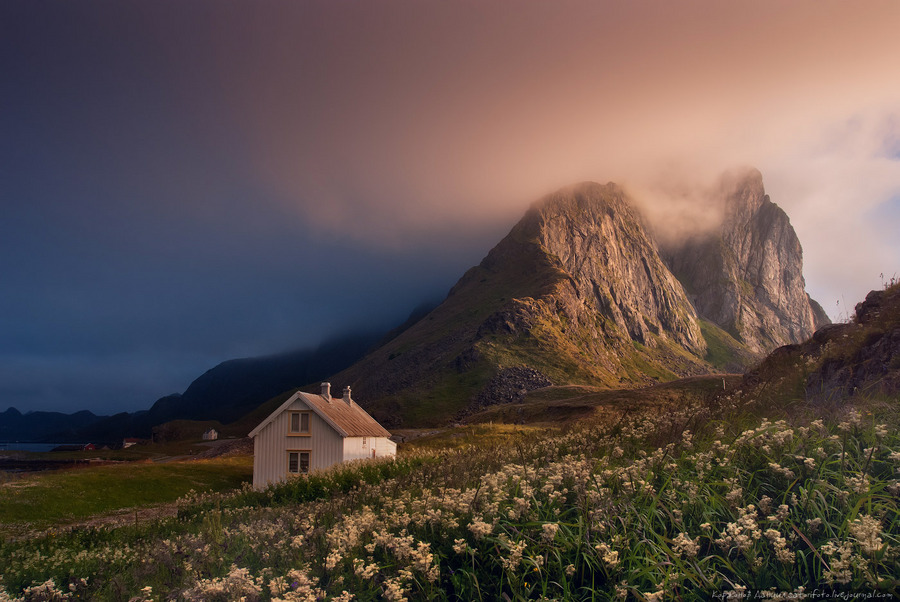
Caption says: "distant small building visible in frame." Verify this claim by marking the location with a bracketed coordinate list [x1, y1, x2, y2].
[202, 428, 218, 441]
[249, 383, 396, 490]
[122, 437, 140, 449]
[82, 443, 96, 451]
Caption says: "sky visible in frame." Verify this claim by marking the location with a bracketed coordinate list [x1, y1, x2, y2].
[2, 1, 899, 415]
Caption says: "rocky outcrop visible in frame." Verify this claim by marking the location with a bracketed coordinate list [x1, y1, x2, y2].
[521, 182, 706, 355]
[740, 284, 900, 406]
[662, 168, 829, 354]
[806, 286, 900, 401]
[469, 367, 553, 412]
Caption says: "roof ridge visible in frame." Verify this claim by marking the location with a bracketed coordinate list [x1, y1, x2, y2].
[249, 390, 391, 439]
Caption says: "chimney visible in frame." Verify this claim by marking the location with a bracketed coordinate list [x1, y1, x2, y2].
[342, 386, 352, 405]
[320, 382, 331, 400]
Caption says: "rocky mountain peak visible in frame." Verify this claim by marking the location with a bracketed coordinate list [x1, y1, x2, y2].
[719, 167, 767, 224]
[662, 169, 829, 353]
[517, 182, 706, 354]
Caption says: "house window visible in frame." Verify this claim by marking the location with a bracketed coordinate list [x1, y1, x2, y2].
[288, 451, 310, 474]
[362, 436, 367, 446]
[289, 412, 310, 434]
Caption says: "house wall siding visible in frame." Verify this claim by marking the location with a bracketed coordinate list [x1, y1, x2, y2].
[342, 436, 397, 461]
[251, 398, 343, 489]
[375, 437, 397, 458]
[343, 436, 367, 461]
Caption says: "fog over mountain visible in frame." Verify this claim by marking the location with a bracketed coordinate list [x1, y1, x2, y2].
[1, 1, 898, 414]
[330, 171, 827, 427]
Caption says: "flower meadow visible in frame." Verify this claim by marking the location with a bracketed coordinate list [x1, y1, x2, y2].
[1, 401, 899, 600]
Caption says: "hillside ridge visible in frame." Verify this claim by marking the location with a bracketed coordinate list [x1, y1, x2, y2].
[740, 282, 900, 405]
[330, 171, 826, 427]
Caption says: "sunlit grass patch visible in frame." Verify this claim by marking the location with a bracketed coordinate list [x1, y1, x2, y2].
[400, 423, 547, 451]
[0, 456, 251, 533]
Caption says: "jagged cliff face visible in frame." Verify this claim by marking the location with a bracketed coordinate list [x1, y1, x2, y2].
[522, 183, 705, 355]
[331, 171, 825, 427]
[661, 169, 830, 354]
[463, 182, 713, 394]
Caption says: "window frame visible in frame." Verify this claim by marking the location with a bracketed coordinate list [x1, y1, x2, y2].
[287, 450, 311, 475]
[288, 411, 311, 435]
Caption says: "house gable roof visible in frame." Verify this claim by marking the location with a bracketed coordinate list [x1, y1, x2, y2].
[249, 390, 391, 439]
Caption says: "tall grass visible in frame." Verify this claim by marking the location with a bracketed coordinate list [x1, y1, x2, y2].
[1, 400, 899, 600]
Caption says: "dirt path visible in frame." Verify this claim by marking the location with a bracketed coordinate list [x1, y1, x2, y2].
[4, 502, 182, 541]
[69, 502, 181, 530]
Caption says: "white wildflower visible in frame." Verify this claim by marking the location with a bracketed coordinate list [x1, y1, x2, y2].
[849, 514, 883, 556]
[672, 532, 700, 558]
[542, 522, 559, 543]
[806, 518, 822, 534]
[645, 589, 665, 602]
[595, 542, 619, 568]
[325, 550, 342, 570]
[764, 529, 794, 564]
[468, 519, 493, 540]
[820, 541, 854, 585]
[501, 539, 527, 571]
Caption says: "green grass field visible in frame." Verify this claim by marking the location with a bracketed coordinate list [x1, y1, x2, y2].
[0, 456, 251, 535]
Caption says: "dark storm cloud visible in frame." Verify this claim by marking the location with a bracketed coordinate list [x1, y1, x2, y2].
[2, 0, 899, 413]
[216, 0, 900, 311]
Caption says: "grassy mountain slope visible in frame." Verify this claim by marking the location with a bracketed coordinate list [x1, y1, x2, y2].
[460, 374, 744, 426]
[330, 183, 719, 427]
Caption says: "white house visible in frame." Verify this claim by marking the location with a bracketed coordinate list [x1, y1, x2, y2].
[202, 428, 218, 441]
[249, 383, 396, 489]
